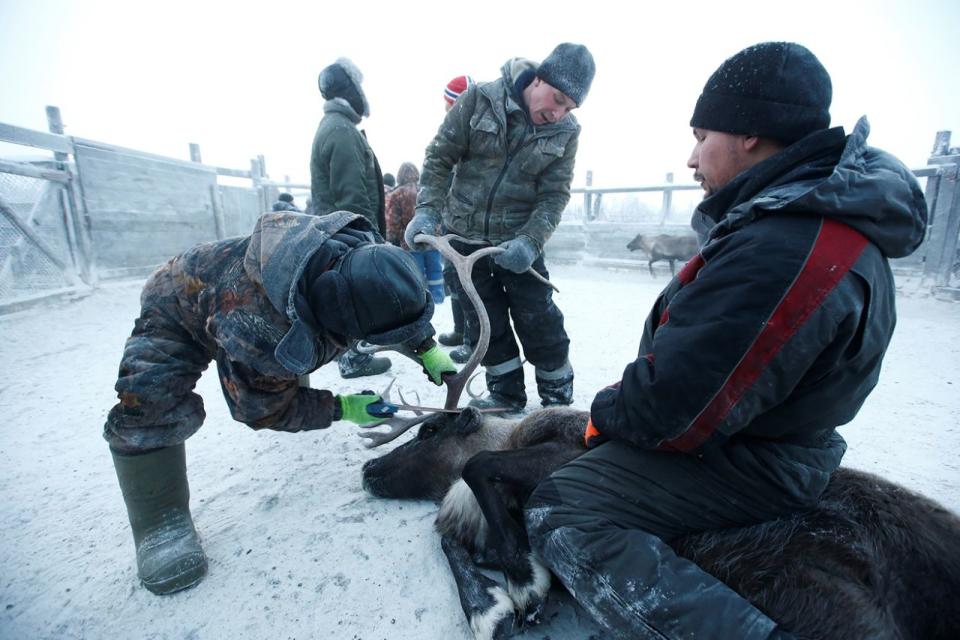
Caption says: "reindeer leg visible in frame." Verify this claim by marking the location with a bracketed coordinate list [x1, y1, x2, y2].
[440, 534, 517, 640]
[460, 443, 578, 627]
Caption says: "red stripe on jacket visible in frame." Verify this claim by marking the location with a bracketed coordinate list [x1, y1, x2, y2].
[663, 219, 869, 452]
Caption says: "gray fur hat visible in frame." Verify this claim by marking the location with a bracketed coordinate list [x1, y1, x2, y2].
[318, 57, 370, 118]
[536, 43, 596, 106]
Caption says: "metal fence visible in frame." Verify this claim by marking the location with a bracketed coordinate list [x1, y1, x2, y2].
[1, 107, 958, 313]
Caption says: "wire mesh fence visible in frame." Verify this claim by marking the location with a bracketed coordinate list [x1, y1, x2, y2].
[0, 171, 76, 303]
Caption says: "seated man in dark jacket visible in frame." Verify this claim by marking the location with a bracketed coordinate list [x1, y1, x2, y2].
[524, 42, 927, 639]
[104, 211, 455, 596]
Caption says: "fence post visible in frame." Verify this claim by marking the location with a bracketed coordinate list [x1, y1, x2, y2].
[584, 170, 593, 221]
[47, 105, 96, 285]
[189, 143, 203, 163]
[922, 131, 960, 293]
[209, 185, 227, 240]
[659, 172, 674, 225]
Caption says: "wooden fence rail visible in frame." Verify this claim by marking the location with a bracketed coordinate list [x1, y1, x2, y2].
[1, 106, 958, 311]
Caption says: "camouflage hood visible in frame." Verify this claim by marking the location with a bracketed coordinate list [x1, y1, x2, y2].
[243, 211, 377, 374]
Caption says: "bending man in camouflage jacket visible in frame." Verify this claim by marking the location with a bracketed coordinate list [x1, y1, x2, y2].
[405, 43, 595, 412]
[104, 211, 455, 596]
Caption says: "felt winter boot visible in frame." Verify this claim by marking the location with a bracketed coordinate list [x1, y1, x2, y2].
[450, 342, 473, 364]
[338, 346, 391, 379]
[468, 368, 526, 414]
[437, 331, 464, 347]
[537, 373, 574, 407]
[111, 444, 207, 595]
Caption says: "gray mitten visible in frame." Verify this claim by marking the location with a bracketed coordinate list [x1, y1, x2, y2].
[493, 236, 539, 273]
[403, 210, 441, 251]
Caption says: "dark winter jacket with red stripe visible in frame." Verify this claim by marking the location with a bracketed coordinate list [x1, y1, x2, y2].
[590, 118, 927, 455]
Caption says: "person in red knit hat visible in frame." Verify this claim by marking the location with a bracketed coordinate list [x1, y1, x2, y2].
[444, 75, 473, 110]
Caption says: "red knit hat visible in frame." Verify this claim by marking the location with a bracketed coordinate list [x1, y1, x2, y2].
[444, 75, 474, 105]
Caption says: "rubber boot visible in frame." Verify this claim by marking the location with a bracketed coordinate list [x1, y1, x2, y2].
[338, 345, 391, 379]
[537, 373, 574, 407]
[468, 368, 526, 414]
[111, 444, 207, 595]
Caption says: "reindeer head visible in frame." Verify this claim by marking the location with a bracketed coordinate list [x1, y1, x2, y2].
[626, 233, 656, 253]
[361, 407, 512, 500]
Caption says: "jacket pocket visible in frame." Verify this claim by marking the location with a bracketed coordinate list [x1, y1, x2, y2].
[469, 111, 502, 158]
[518, 138, 566, 176]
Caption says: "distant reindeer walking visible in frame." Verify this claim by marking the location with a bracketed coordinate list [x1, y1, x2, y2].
[360, 235, 960, 640]
[626, 232, 698, 277]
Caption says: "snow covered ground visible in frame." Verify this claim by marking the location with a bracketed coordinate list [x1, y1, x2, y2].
[1, 264, 957, 639]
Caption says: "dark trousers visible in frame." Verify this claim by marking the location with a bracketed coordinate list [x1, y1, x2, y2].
[442, 258, 469, 338]
[524, 434, 847, 639]
[449, 245, 570, 371]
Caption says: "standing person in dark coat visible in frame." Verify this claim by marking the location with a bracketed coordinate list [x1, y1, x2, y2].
[405, 45, 595, 413]
[310, 57, 390, 378]
[271, 192, 300, 212]
[524, 42, 928, 639]
[104, 211, 456, 596]
[382, 172, 396, 197]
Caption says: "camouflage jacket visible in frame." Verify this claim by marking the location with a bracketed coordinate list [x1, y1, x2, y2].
[416, 58, 580, 249]
[148, 211, 376, 431]
[310, 100, 386, 234]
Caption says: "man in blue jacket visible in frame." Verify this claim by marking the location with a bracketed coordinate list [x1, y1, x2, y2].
[525, 42, 927, 638]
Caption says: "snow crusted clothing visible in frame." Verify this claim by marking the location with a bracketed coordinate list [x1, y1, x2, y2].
[310, 99, 386, 234]
[590, 117, 926, 457]
[525, 117, 926, 640]
[104, 211, 379, 454]
[416, 57, 579, 250]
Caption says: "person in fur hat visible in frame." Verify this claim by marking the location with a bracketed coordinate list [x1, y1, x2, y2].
[104, 211, 456, 596]
[311, 57, 392, 378]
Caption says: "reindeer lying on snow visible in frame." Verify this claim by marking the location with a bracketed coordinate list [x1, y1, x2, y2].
[360, 235, 960, 640]
[626, 232, 698, 277]
[363, 407, 960, 639]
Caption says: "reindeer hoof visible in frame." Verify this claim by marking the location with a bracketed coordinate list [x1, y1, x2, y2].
[506, 553, 552, 628]
[469, 585, 517, 640]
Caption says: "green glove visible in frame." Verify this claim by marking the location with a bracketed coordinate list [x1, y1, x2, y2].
[337, 392, 386, 425]
[421, 344, 457, 385]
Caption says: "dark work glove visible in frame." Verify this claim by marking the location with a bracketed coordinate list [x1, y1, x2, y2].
[403, 210, 441, 251]
[493, 236, 538, 273]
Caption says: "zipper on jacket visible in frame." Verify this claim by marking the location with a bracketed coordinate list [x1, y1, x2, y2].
[483, 126, 538, 238]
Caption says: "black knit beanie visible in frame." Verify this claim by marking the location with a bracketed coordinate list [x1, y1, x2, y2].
[308, 243, 434, 345]
[536, 43, 596, 106]
[690, 42, 832, 144]
[318, 58, 369, 118]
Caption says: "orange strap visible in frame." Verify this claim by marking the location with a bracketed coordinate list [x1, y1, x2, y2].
[584, 417, 601, 446]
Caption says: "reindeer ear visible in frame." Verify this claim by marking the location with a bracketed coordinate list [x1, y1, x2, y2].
[454, 407, 483, 435]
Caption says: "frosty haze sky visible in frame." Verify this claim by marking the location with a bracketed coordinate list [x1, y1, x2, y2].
[1, 0, 958, 189]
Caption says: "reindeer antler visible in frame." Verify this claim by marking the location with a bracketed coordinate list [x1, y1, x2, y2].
[357, 233, 557, 447]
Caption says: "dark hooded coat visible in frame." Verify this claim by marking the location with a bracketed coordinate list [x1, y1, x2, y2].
[591, 118, 927, 465]
[310, 100, 386, 234]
